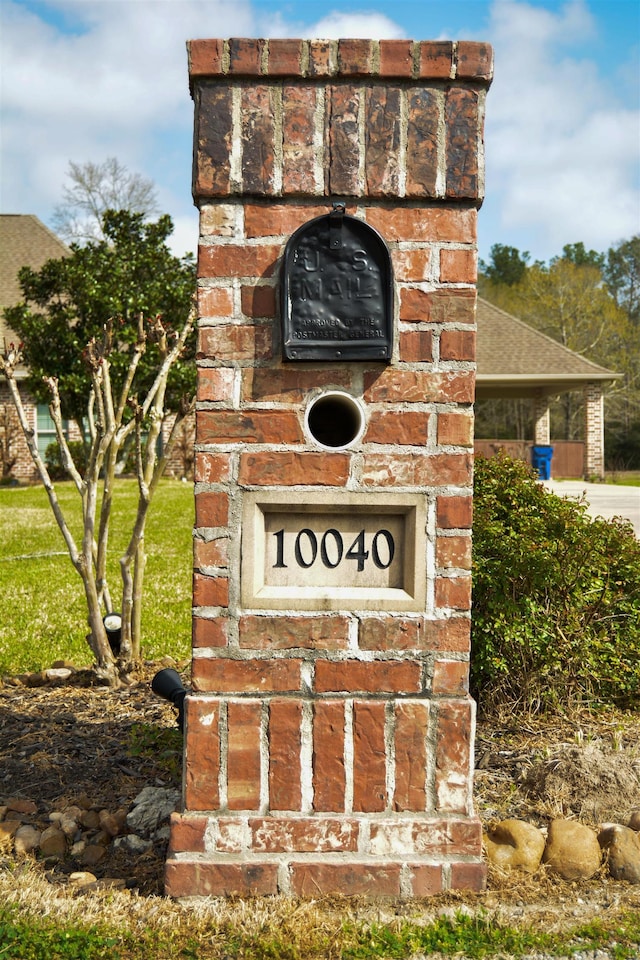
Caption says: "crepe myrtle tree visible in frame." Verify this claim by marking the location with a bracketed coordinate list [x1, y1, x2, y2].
[1, 310, 195, 684]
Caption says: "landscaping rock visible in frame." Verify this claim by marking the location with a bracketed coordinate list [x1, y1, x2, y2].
[543, 819, 601, 880]
[114, 834, 153, 855]
[14, 824, 41, 855]
[484, 819, 546, 873]
[598, 824, 640, 883]
[0, 820, 21, 841]
[68, 871, 97, 887]
[126, 786, 179, 837]
[81, 844, 107, 866]
[628, 810, 640, 832]
[39, 825, 67, 859]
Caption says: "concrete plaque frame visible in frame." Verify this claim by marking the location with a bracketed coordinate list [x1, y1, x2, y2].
[241, 490, 427, 611]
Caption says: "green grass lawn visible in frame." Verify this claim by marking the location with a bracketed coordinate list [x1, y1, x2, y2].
[0, 479, 193, 674]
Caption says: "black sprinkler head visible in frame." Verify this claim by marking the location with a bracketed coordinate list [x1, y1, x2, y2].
[151, 668, 187, 731]
[103, 613, 122, 656]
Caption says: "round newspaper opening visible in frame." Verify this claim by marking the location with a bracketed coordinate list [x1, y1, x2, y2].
[305, 391, 365, 450]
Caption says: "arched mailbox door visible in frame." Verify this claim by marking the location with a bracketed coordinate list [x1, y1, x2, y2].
[282, 204, 394, 362]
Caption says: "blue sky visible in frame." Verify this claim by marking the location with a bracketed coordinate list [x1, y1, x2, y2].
[1, 0, 638, 264]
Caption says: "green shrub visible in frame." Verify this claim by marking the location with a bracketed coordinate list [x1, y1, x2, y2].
[471, 455, 640, 713]
[45, 440, 88, 479]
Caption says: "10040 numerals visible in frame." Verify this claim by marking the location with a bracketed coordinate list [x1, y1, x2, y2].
[272, 528, 395, 572]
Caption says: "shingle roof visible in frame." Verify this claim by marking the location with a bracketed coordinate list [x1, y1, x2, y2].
[476, 297, 619, 397]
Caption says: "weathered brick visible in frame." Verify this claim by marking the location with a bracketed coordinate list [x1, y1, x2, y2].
[366, 207, 476, 244]
[360, 617, 470, 653]
[167, 813, 208, 854]
[437, 494, 473, 529]
[399, 329, 434, 363]
[267, 39, 303, 76]
[369, 818, 481, 856]
[240, 284, 276, 318]
[241, 86, 277, 194]
[188, 39, 225, 77]
[308, 39, 334, 77]
[244, 202, 328, 238]
[193, 573, 229, 608]
[432, 659, 469, 696]
[409, 864, 444, 896]
[268, 699, 302, 810]
[437, 412, 474, 447]
[283, 86, 319, 194]
[400, 286, 433, 322]
[200, 204, 238, 237]
[366, 87, 402, 197]
[337, 39, 375, 75]
[193, 87, 234, 196]
[290, 861, 401, 897]
[364, 410, 429, 445]
[406, 88, 440, 198]
[312, 701, 345, 811]
[196, 366, 235, 402]
[194, 452, 232, 484]
[227, 700, 262, 810]
[315, 660, 421, 695]
[242, 367, 351, 403]
[239, 451, 350, 486]
[439, 248, 477, 284]
[228, 38, 265, 75]
[251, 817, 358, 853]
[328, 85, 361, 195]
[239, 615, 350, 650]
[194, 536, 229, 570]
[428, 289, 476, 323]
[436, 535, 472, 570]
[184, 698, 220, 810]
[428, 618, 471, 653]
[419, 41, 454, 79]
[445, 87, 479, 198]
[435, 575, 472, 611]
[165, 860, 278, 898]
[456, 41, 493, 82]
[435, 699, 473, 813]
[192, 616, 228, 649]
[197, 323, 272, 362]
[197, 409, 303, 445]
[392, 248, 432, 282]
[363, 369, 475, 403]
[379, 39, 414, 78]
[194, 491, 229, 528]
[394, 701, 429, 811]
[353, 701, 387, 812]
[361, 451, 472, 488]
[192, 658, 301, 694]
[198, 244, 280, 279]
[440, 329, 476, 362]
[450, 860, 487, 891]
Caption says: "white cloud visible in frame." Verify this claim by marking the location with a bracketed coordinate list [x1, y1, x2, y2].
[302, 12, 405, 40]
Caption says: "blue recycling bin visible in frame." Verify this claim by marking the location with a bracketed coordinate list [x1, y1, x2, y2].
[531, 445, 554, 480]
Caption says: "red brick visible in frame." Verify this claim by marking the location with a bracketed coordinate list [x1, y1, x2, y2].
[227, 700, 262, 810]
[239, 615, 350, 650]
[439, 248, 477, 284]
[196, 367, 234, 403]
[192, 658, 302, 694]
[198, 244, 280, 279]
[308, 40, 334, 77]
[394, 701, 429, 811]
[239, 451, 350, 486]
[268, 699, 302, 810]
[283, 86, 319, 194]
[409, 864, 443, 896]
[165, 860, 278, 898]
[435, 576, 472, 611]
[379, 39, 414, 77]
[241, 86, 277, 194]
[445, 87, 480, 199]
[197, 409, 302, 445]
[312, 701, 345, 811]
[436, 535, 472, 570]
[406, 88, 440, 198]
[197, 323, 272, 362]
[194, 452, 231, 484]
[437, 412, 474, 447]
[437, 494, 473, 529]
[456, 41, 493, 81]
[361, 452, 472, 488]
[353, 701, 387, 812]
[197, 286, 233, 317]
[337, 39, 375, 75]
[193, 574, 229, 608]
[363, 369, 475, 403]
[315, 660, 421, 695]
[435, 700, 473, 813]
[440, 329, 476, 362]
[188, 39, 225, 77]
[251, 817, 358, 853]
[184, 698, 220, 810]
[167, 813, 208, 855]
[193, 87, 234, 197]
[359, 617, 424, 651]
[400, 329, 434, 363]
[267, 39, 303, 76]
[194, 491, 229, 528]
[241, 284, 276, 318]
[429, 289, 477, 324]
[400, 286, 432, 322]
[192, 617, 228, 649]
[432, 659, 469, 696]
[428, 618, 471, 653]
[242, 367, 351, 404]
[290, 862, 401, 897]
[392, 249, 432, 281]
[450, 860, 487, 892]
[369, 818, 481, 856]
[366, 86, 402, 197]
[329, 85, 361, 195]
[194, 536, 229, 569]
[366, 207, 476, 244]
[244, 202, 328, 238]
[419, 41, 454, 79]
[364, 410, 429, 445]
[228, 38, 265, 75]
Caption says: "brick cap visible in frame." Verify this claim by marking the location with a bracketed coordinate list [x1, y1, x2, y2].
[188, 38, 494, 84]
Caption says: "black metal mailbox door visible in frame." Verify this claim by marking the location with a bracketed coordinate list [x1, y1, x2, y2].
[282, 206, 393, 362]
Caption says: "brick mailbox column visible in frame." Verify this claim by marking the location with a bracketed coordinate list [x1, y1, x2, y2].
[166, 37, 493, 898]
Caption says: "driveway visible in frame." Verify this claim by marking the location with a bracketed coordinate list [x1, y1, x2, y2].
[543, 480, 640, 537]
